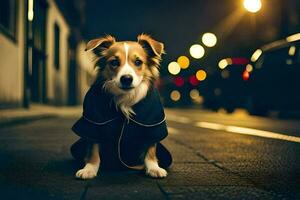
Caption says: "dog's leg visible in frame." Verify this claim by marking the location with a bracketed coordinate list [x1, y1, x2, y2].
[76, 143, 100, 179]
[144, 144, 167, 178]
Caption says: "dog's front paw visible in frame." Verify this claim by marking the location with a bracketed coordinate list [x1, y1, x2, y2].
[146, 166, 168, 178]
[75, 164, 98, 180]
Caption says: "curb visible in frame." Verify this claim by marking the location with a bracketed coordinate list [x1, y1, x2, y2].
[0, 114, 57, 129]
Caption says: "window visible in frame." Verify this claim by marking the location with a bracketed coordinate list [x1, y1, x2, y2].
[0, 0, 17, 41]
[54, 23, 60, 70]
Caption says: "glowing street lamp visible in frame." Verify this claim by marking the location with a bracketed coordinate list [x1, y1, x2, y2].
[243, 0, 262, 13]
[202, 33, 217, 47]
[28, 0, 34, 21]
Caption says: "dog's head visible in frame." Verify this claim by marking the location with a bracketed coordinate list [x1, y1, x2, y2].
[86, 34, 164, 94]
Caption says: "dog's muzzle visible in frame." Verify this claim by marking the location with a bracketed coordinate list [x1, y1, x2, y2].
[120, 75, 134, 90]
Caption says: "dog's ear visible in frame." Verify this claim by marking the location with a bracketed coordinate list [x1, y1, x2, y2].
[85, 35, 116, 55]
[137, 34, 165, 58]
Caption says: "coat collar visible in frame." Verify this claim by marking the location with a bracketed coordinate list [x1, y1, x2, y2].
[82, 81, 166, 127]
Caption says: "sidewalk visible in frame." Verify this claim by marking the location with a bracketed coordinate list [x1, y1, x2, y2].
[0, 104, 82, 127]
[0, 106, 290, 199]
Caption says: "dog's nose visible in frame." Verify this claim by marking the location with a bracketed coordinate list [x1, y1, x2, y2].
[120, 75, 133, 87]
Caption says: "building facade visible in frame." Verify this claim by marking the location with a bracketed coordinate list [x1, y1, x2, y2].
[0, 0, 25, 108]
[0, 0, 84, 108]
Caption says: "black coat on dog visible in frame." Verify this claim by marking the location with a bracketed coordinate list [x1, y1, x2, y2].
[71, 81, 172, 170]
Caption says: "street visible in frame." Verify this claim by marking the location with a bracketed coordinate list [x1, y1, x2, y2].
[1, 0, 300, 199]
[0, 108, 299, 199]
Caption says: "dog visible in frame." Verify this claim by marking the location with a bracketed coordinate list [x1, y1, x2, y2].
[71, 34, 172, 179]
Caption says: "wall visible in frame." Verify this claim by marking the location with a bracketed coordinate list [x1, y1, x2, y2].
[46, 0, 70, 105]
[0, 2, 24, 108]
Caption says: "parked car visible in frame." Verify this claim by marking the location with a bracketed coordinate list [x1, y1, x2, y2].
[203, 58, 249, 113]
[246, 33, 300, 115]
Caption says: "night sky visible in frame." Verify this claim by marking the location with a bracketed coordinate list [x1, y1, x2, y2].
[84, 0, 236, 58]
[82, 0, 299, 74]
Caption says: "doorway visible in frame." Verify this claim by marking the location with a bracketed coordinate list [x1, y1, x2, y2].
[30, 0, 47, 103]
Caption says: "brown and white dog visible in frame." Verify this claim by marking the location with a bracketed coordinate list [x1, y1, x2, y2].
[75, 34, 167, 179]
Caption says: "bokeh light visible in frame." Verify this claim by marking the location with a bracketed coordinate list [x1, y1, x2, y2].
[221, 70, 230, 79]
[286, 33, 300, 42]
[251, 49, 263, 62]
[177, 56, 190, 69]
[218, 58, 232, 69]
[242, 70, 250, 81]
[243, 0, 262, 13]
[190, 89, 204, 104]
[170, 90, 181, 101]
[196, 70, 207, 81]
[190, 89, 199, 99]
[214, 88, 222, 96]
[189, 75, 199, 86]
[246, 64, 253, 72]
[174, 76, 185, 87]
[168, 62, 181, 75]
[288, 46, 296, 56]
[286, 59, 293, 65]
[189, 44, 205, 59]
[202, 33, 217, 47]
[218, 60, 227, 69]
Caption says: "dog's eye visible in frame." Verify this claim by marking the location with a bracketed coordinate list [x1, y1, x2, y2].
[109, 59, 120, 68]
[134, 59, 143, 67]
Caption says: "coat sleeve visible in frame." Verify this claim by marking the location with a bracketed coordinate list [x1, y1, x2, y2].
[71, 84, 121, 142]
[72, 117, 122, 142]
